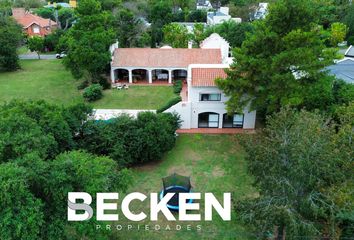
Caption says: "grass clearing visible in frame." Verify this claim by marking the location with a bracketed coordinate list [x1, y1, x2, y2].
[0, 60, 176, 109]
[108, 134, 255, 240]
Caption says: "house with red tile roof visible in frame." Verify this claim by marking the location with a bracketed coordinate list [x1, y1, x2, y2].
[12, 8, 57, 37]
[110, 34, 256, 130]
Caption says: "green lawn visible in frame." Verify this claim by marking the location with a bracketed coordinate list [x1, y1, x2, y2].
[109, 134, 255, 240]
[0, 60, 176, 109]
[93, 86, 176, 109]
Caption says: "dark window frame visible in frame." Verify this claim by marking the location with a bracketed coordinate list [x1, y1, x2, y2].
[222, 113, 244, 128]
[199, 93, 221, 102]
[198, 112, 220, 128]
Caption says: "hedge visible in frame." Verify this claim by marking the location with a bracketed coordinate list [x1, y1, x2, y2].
[173, 80, 183, 94]
[156, 96, 182, 113]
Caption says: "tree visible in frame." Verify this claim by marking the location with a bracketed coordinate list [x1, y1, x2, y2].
[204, 20, 254, 48]
[114, 8, 146, 47]
[0, 16, 22, 71]
[237, 108, 353, 239]
[0, 163, 44, 240]
[217, 0, 337, 115]
[163, 23, 191, 48]
[344, 4, 354, 39]
[330, 22, 348, 46]
[27, 36, 44, 59]
[148, 0, 174, 46]
[63, 0, 115, 82]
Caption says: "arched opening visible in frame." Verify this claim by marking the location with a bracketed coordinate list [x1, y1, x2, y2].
[198, 112, 219, 128]
[172, 69, 187, 82]
[222, 113, 244, 128]
[152, 69, 169, 82]
[114, 69, 129, 83]
[132, 69, 148, 83]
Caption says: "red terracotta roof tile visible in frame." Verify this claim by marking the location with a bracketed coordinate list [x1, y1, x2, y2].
[191, 68, 227, 87]
[112, 48, 222, 68]
[12, 8, 57, 29]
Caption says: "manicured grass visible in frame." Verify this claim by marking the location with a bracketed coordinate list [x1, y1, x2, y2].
[0, 60, 177, 109]
[0, 60, 83, 105]
[108, 134, 255, 240]
[92, 86, 176, 109]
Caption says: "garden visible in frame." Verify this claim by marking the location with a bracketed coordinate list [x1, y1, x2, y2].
[0, 60, 177, 110]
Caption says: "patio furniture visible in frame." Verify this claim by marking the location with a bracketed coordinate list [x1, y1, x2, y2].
[158, 73, 168, 80]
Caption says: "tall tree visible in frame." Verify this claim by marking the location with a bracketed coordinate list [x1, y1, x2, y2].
[237, 108, 353, 239]
[217, 0, 337, 115]
[204, 20, 254, 48]
[114, 8, 147, 47]
[63, 0, 115, 82]
[0, 16, 22, 71]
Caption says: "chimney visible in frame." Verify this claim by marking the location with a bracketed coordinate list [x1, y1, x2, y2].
[188, 41, 193, 49]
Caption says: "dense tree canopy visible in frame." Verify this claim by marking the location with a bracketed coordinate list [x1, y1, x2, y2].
[0, 16, 22, 71]
[217, 0, 338, 115]
[163, 22, 191, 48]
[0, 100, 132, 239]
[204, 20, 254, 48]
[237, 108, 353, 239]
[62, 0, 115, 82]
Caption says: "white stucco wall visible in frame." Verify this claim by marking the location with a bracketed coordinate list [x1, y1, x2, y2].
[187, 86, 256, 129]
[200, 33, 230, 63]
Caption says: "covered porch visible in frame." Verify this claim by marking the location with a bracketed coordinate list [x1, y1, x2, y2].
[111, 67, 187, 85]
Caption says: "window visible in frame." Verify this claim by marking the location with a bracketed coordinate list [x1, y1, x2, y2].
[223, 113, 244, 128]
[33, 25, 40, 34]
[198, 112, 219, 128]
[200, 93, 221, 101]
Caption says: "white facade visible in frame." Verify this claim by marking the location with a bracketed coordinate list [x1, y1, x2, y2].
[200, 33, 231, 64]
[207, 7, 242, 25]
[196, 0, 213, 10]
[165, 64, 256, 130]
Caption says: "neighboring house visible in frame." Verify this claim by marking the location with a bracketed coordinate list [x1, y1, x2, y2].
[252, 2, 268, 20]
[44, 2, 72, 8]
[12, 8, 57, 37]
[110, 34, 256, 130]
[196, 0, 213, 10]
[345, 45, 354, 58]
[327, 58, 354, 84]
[207, 7, 242, 25]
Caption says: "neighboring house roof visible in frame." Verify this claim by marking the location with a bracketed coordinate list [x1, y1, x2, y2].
[207, 11, 228, 17]
[191, 67, 227, 87]
[12, 8, 57, 29]
[112, 48, 222, 68]
[327, 59, 354, 84]
[45, 2, 72, 8]
[345, 45, 354, 58]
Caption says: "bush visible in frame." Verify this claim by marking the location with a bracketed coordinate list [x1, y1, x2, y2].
[173, 80, 183, 94]
[156, 96, 182, 113]
[83, 84, 103, 102]
[78, 112, 180, 166]
[347, 36, 354, 46]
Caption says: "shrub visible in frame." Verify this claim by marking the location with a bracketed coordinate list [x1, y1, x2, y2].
[347, 36, 354, 46]
[156, 96, 182, 113]
[83, 84, 103, 102]
[79, 112, 180, 166]
[173, 80, 183, 94]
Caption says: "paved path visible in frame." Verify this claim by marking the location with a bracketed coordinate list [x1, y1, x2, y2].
[93, 109, 156, 120]
[19, 54, 57, 60]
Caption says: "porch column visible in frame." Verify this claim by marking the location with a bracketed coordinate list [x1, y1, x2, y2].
[148, 69, 153, 84]
[168, 69, 172, 84]
[111, 68, 115, 83]
[128, 69, 133, 83]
